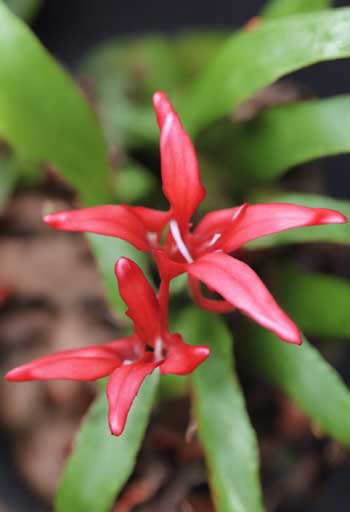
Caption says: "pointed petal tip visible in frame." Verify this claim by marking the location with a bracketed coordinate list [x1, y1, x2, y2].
[5, 367, 27, 382]
[43, 212, 66, 228]
[153, 90, 167, 107]
[194, 345, 211, 361]
[114, 257, 133, 278]
[333, 212, 347, 224]
[318, 209, 347, 225]
[108, 417, 125, 436]
[153, 91, 174, 129]
[280, 326, 302, 346]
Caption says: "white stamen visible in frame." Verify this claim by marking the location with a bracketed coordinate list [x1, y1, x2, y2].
[154, 337, 163, 362]
[208, 232, 221, 247]
[169, 220, 193, 263]
[147, 232, 158, 245]
[123, 359, 133, 366]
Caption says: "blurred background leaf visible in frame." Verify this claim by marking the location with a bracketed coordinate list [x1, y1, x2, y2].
[184, 9, 350, 134]
[4, 0, 41, 21]
[239, 326, 350, 445]
[223, 96, 350, 185]
[0, 153, 21, 209]
[79, 32, 227, 151]
[262, 0, 332, 18]
[273, 264, 350, 338]
[0, 2, 111, 205]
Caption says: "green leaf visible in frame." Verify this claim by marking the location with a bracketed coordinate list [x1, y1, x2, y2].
[0, 154, 20, 209]
[246, 193, 350, 248]
[87, 235, 148, 315]
[0, 2, 111, 205]
[227, 96, 350, 184]
[239, 325, 350, 445]
[55, 374, 159, 512]
[274, 264, 350, 338]
[113, 161, 156, 203]
[262, 0, 331, 18]
[4, 0, 41, 21]
[184, 9, 350, 134]
[176, 308, 264, 512]
[80, 32, 227, 150]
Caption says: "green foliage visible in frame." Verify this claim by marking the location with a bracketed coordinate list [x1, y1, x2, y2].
[240, 326, 350, 445]
[0, 3, 111, 206]
[4, 0, 41, 21]
[0, 153, 20, 209]
[184, 9, 350, 134]
[113, 161, 156, 203]
[226, 96, 350, 184]
[274, 264, 350, 338]
[55, 374, 159, 512]
[80, 32, 227, 150]
[262, 0, 332, 18]
[87, 234, 148, 315]
[176, 309, 264, 512]
[247, 193, 350, 247]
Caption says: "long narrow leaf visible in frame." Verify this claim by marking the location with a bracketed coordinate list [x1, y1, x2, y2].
[185, 9, 350, 134]
[262, 0, 332, 18]
[0, 2, 111, 205]
[176, 308, 264, 512]
[240, 326, 350, 445]
[228, 96, 350, 183]
[55, 374, 159, 512]
[5, 0, 41, 20]
[274, 264, 350, 338]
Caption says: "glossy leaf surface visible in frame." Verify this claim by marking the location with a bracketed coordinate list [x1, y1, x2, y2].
[185, 9, 350, 134]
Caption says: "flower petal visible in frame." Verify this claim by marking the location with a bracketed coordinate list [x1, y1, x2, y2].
[106, 335, 145, 361]
[115, 258, 161, 344]
[153, 91, 175, 129]
[188, 275, 235, 313]
[156, 95, 206, 228]
[44, 205, 150, 252]
[107, 356, 159, 435]
[188, 252, 302, 344]
[153, 250, 187, 281]
[217, 203, 348, 253]
[132, 206, 171, 235]
[160, 333, 210, 375]
[193, 206, 241, 242]
[6, 344, 122, 382]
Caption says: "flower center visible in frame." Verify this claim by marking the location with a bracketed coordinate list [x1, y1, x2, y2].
[169, 220, 193, 263]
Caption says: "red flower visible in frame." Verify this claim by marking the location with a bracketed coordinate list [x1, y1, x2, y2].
[44, 92, 347, 345]
[5, 258, 209, 435]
